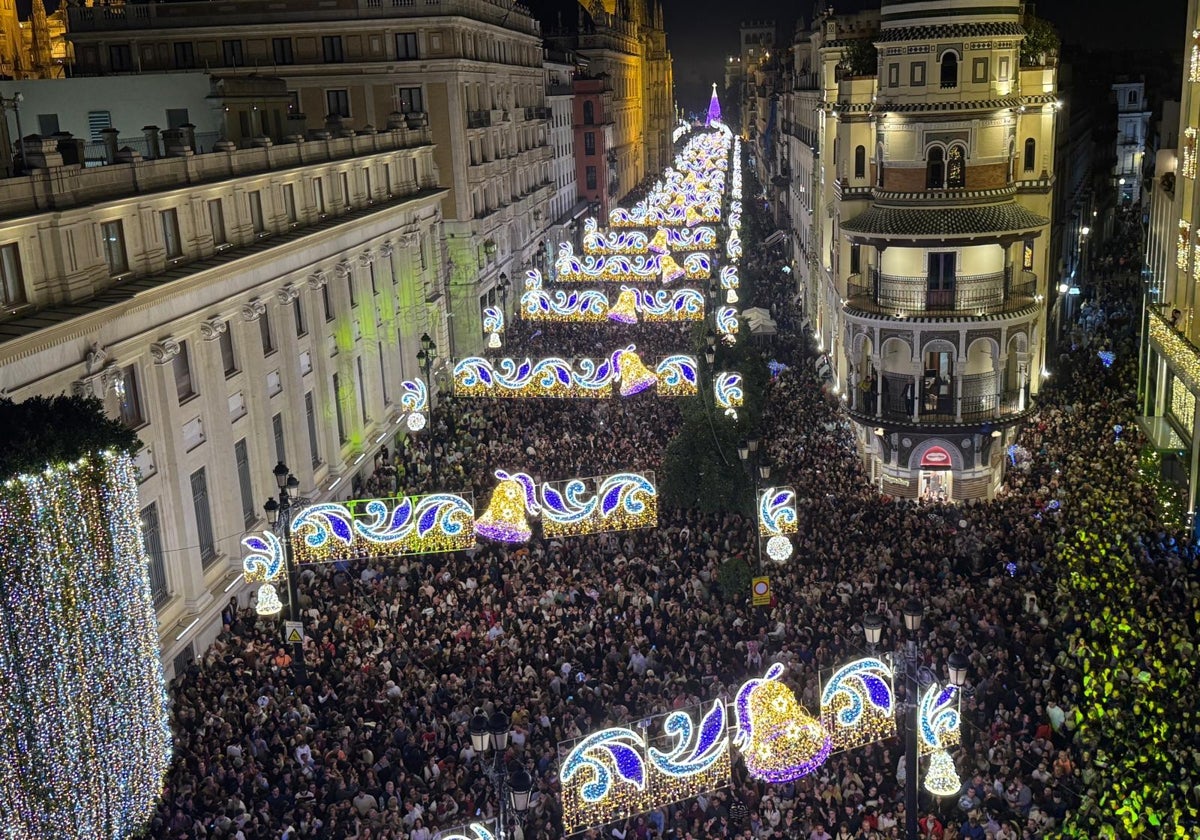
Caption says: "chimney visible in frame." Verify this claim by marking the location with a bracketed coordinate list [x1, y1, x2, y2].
[100, 127, 119, 165]
[142, 125, 161, 159]
[161, 128, 193, 158]
[180, 123, 197, 152]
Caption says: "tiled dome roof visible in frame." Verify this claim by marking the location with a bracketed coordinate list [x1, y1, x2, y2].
[841, 201, 1049, 239]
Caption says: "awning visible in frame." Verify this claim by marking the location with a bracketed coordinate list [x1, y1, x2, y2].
[841, 201, 1048, 241]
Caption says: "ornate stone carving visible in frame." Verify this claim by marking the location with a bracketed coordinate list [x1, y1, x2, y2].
[200, 317, 229, 341]
[84, 341, 112, 375]
[358, 249, 375, 266]
[241, 298, 268, 321]
[275, 283, 303, 305]
[307, 270, 329, 289]
[379, 241, 395, 258]
[149, 338, 182, 365]
[333, 260, 353, 280]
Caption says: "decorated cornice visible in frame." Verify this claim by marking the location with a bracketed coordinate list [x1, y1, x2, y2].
[275, 283, 303, 306]
[358, 249, 376, 266]
[379, 241, 395, 258]
[199, 317, 229, 341]
[333, 260, 354, 280]
[307, 270, 330, 289]
[873, 96, 1022, 114]
[149, 338, 182, 364]
[240, 298, 268, 321]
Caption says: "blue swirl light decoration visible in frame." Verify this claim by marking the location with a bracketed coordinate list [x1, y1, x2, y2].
[453, 355, 615, 399]
[715, 372, 743, 417]
[918, 683, 961, 755]
[538, 478, 597, 529]
[400, 378, 429, 431]
[726, 233, 743, 261]
[716, 306, 740, 337]
[683, 252, 713, 280]
[560, 727, 649, 833]
[582, 217, 650, 255]
[757, 486, 797, 537]
[482, 306, 504, 335]
[665, 225, 718, 251]
[647, 699, 729, 778]
[635, 288, 705, 322]
[540, 471, 658, 538]
[240, 530, 287, 615]
[720, 265, 740, 290]
[818, 657, 897, 752]
[655, 355, 699, 397]
[520, 270, 610, 322]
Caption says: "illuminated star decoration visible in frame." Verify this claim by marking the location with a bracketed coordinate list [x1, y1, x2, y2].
[0, 451, 172, 840]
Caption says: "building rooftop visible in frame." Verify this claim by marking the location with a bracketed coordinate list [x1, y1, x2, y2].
[841, 200, 1049, 240]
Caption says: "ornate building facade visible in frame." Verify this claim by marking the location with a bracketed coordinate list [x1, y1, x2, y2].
[809, 0, 1058, 500]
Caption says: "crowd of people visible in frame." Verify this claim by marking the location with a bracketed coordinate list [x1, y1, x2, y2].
[145, 168, 1200, 840]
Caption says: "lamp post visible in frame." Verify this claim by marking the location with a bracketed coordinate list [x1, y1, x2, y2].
[416, 332, 437, 484]
[738, 437, 770, 566]
[263, 461, 309, 689]
[497, 272, 510, 317]
[469, 711, 533, 840]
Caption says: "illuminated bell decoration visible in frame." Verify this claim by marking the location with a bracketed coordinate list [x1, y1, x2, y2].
[607, 287, 639, 324]
[727, 289, 739, 304]
[660, 253, 685, 284]
[924, 749, 961, 797]
[735, 664, 831, 783]
[407, 412, 428, 432]
[487, 331, 502, 349]
[649, 227, 670, 254]
[766, 535, 793, 561]
[256, 583, 284, 616]
[474, 471, 537, 543]
[685, 204, 703, 227]
[617, 349, 658, 396]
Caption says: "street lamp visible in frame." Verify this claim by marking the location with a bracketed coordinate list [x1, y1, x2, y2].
[263, 461, 309, 689]
[416, 332, 437, 483]
[862, 612, 884, 650]
[469, 711, 533, 839]
[739, 438, 768, 565]
[497, 272, 510, 316]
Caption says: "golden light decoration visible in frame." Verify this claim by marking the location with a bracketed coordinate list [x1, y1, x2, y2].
[655, 355, 699, 397]
[660, 253, 685, 284]
[924, 749, 961, 797]
[734, 663, 831, 783]
[540, 471, 658, 538]
[617, 349, 659, 396]
[474, 471, 537, 543]
[918, 683, 961, 756]
[607, 287, 640, 324]
[1148, 310, 1200, 392]
[0, 451, 172, 840]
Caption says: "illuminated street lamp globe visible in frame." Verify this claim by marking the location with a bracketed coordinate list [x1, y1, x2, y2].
[407, 412, 428, 432]
[766, 535, 793, 561]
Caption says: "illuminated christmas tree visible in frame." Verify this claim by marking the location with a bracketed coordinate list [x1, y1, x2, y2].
[706, 83, 722, 126]
[0, 395, 170, 839]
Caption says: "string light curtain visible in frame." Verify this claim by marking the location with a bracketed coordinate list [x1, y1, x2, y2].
[0, 451, 171, 839]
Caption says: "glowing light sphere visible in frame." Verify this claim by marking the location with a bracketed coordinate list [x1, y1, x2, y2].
[766, 535, 793, 561]
[0, 450, 171, 840]
[407, 412, 428, 432]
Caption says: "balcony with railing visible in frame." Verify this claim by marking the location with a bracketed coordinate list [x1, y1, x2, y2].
[848, 382, 1030, 426]
[467, 110, 491, 129]
[845, 267, 1038, 318]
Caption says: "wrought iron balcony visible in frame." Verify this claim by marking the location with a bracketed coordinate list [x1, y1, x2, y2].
[848, 385, 1030, 426]
[845, 267, 1038, 318]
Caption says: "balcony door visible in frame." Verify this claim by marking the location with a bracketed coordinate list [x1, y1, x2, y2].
[927, 252, 956, 309]
[923, 350, 954, 416]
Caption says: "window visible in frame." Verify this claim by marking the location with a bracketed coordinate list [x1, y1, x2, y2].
[166, 108, 190, 129]
[584, 132, 596, 156]
[190, 468, 217, 567]
[926, 147, 945, 189]
[341, 171, 351, 207]
[849, 243, 861, 275]
[87, 110, 112, 141]
[219, 324, 237, 376]
[356, 356, 369, 423]
[119, 364, 144, 428]
[283, 183, 298, 224]
[293, 298, 306, 336]
[273, 37, 294, 65]
[419, 234, 428, 270]
[927, 252, 956, 308]
[173, 42, 196, 69]
[207, 199, 227, 246]
[1023, 239, 1035, 271]
[911, 61, 926, 86]
[583, 101, 595, 125]
[946, 144, 965, 188]
[305, 392, 321, 467]
[322, 35, 344, 63]
[248, 191, 265, 233]
[234, 439, 256, 528]
[314, 177, 327, 214]
[939, 52, 958, 88]
[853, 145, 866, 179]
[364, 169, 373, 202]
[108, 45, 132, 72]
[326, 89, 350, 118]
[1128, 90, 1138, 105]
[876, 143, 885, 187]
[259, 311, 275, 355]
[0, 243, 24, 306]
[223, 39, 244, 66]
[173, 340, 195, 401]
[272, 413, 286, 464]
[887, 63, 899, 87]
[397, 86, 423, 114]
[100, 220, 128, 275]
[1023, 138, 1037, 172]
[378, 343, 389, 405]
[347, 271, 358, 307]
[322, 284, 334, 321]
[161, 208, 183, 259]
[998, 56, 1010, 81]
[396, 32, 418, 59]
[333, 373, 348, 443]
[37, 113, 59, 135]
[586, 165, 597, 190]
[972, 57, 988, 83]
[140, 503, 170, 607]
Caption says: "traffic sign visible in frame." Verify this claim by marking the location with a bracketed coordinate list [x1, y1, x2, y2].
[283, 621, 304, 645]
[751, 577, 771, 606]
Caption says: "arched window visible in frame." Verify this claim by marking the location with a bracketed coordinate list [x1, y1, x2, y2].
[583, 101, 594, 125]
[926, 146, 945, 189]
[854, 145, 866, 179]
[1023, 138, 1036, 172]
[947, 144, 965, 188]
[876, 142, 885, 187]
[940, 52, 958, 88]
[1127, 90, 1138, 105]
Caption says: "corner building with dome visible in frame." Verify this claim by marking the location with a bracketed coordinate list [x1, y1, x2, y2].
[812, 0, 1058, 500]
